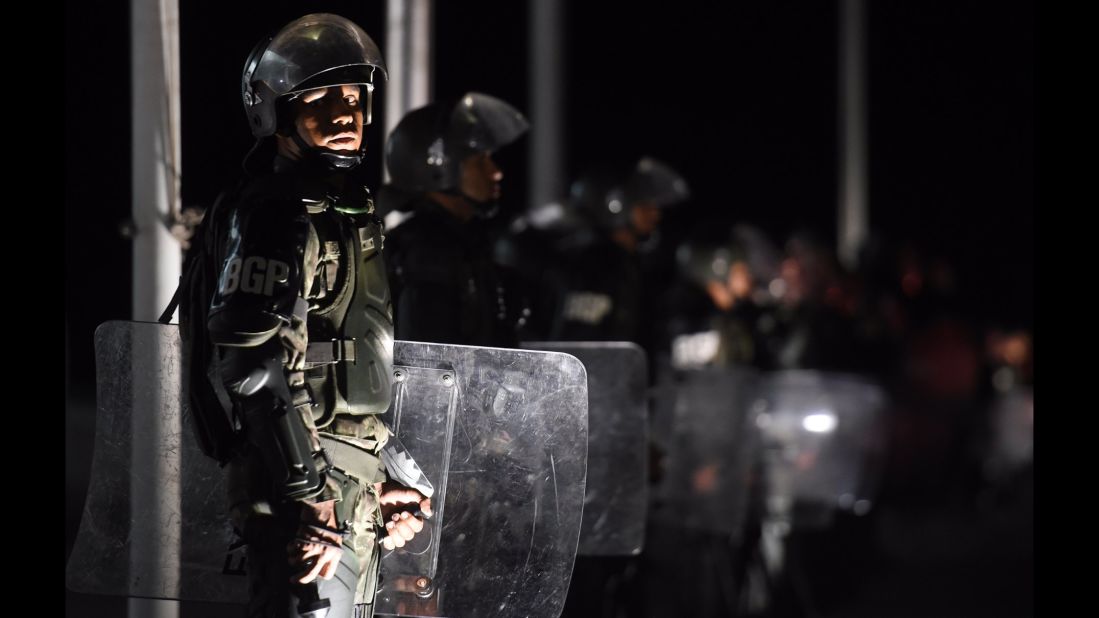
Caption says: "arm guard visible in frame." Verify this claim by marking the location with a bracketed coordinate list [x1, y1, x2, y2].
[219, 339, 328, 501]
[209, 190, 326, 500]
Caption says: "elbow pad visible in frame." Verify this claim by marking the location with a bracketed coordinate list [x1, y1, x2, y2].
[219, 340, 326, 501]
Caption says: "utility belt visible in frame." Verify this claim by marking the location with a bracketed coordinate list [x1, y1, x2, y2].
[318, 429, 387, 525]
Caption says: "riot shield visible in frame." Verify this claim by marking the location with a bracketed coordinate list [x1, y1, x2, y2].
[983, 386, 1033, 481]
[650, 363, 762, 538]
[376, 340, 588, 618]
[66, 321, 230, 602]
[753, 371, 888, 525]
[523, 342, 648, 556]
[67, 322, 589, 618]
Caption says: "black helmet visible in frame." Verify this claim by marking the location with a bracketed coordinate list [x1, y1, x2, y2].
[241, 13, 386, 168]
[385, 92, 528, 193]
[571, 157, 690, 230]
[568, 167, 631, 230]
[621, 157, 690, 207]
[677, 241, 748, 289]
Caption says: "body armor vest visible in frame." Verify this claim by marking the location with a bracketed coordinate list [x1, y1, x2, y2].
[301, 196, 393, 428]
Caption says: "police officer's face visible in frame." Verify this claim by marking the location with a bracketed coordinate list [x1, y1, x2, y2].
[293, 85, 365, 151]
[630, 201, 662, 237]
[729, 261, 754, 299]
[459, 152, 503, 202]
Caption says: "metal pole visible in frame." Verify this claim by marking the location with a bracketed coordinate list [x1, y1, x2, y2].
[131, 0, 182, 613]
[385, 0, 434, 180]
[384, 0, 434, 229]
[529, 0, 565, 212]
[838, 0, 868, 271]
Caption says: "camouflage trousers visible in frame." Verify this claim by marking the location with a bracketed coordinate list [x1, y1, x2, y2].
[228, 415, 389, 618]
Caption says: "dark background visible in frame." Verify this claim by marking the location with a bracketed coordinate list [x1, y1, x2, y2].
[65, 1, 1033, 615]
[65, 0, 1033, 392]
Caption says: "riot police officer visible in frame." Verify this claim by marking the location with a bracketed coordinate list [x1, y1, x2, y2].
[181, 14, 429, 617]
[664, 225, 783, 371]
[381, 93, 530, 347]
[552, 157, 690, 346]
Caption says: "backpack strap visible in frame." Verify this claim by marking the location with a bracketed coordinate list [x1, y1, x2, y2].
[159, 282, 184, 324]
[158, 189, 234, 325]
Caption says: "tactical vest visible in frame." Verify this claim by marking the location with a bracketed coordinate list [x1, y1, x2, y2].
[173, 168, 394, 465]
[299, 194, 394, 429]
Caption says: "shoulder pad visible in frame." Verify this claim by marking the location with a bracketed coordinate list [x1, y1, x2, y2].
[207, 192, 311, 346]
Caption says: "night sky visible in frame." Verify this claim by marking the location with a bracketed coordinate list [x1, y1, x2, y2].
[65, 0, 1033, 394]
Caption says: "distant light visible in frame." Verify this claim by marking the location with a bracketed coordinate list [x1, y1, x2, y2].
[769, 278, 787, 299]
[529, 202, 565, 227]
[853, 499, 871, 516]
[837, 493, 855, 509]
[608, 199, 623, 214]
[803, 411, 837, 433]
[755, 412, 772, 430]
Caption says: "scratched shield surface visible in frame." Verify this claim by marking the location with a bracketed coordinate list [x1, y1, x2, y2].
[376, 342, 588, 618]
[68, 323, 589, 618]
[66, 321, 241, 602]
[650, 364, 763, 537]
[523, 341, 648, 556]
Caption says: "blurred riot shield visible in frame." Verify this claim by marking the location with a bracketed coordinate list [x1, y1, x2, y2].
[524, 341, 648, 556]
[753, 371, 888, 527]
[66, 321, 221, 601]
[650, 363, 763, 538]
[67, 322, 589, 618]
[983, 386, 1033, 482]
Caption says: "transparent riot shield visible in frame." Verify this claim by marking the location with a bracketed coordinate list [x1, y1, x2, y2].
[523, 342, 648, 556]
[753, 371, 888, 526]
[376, 340, 588, 618]
[65, 321, 233, 602]
[67, 322, 589, 618]
[650, 363, 763, 537]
